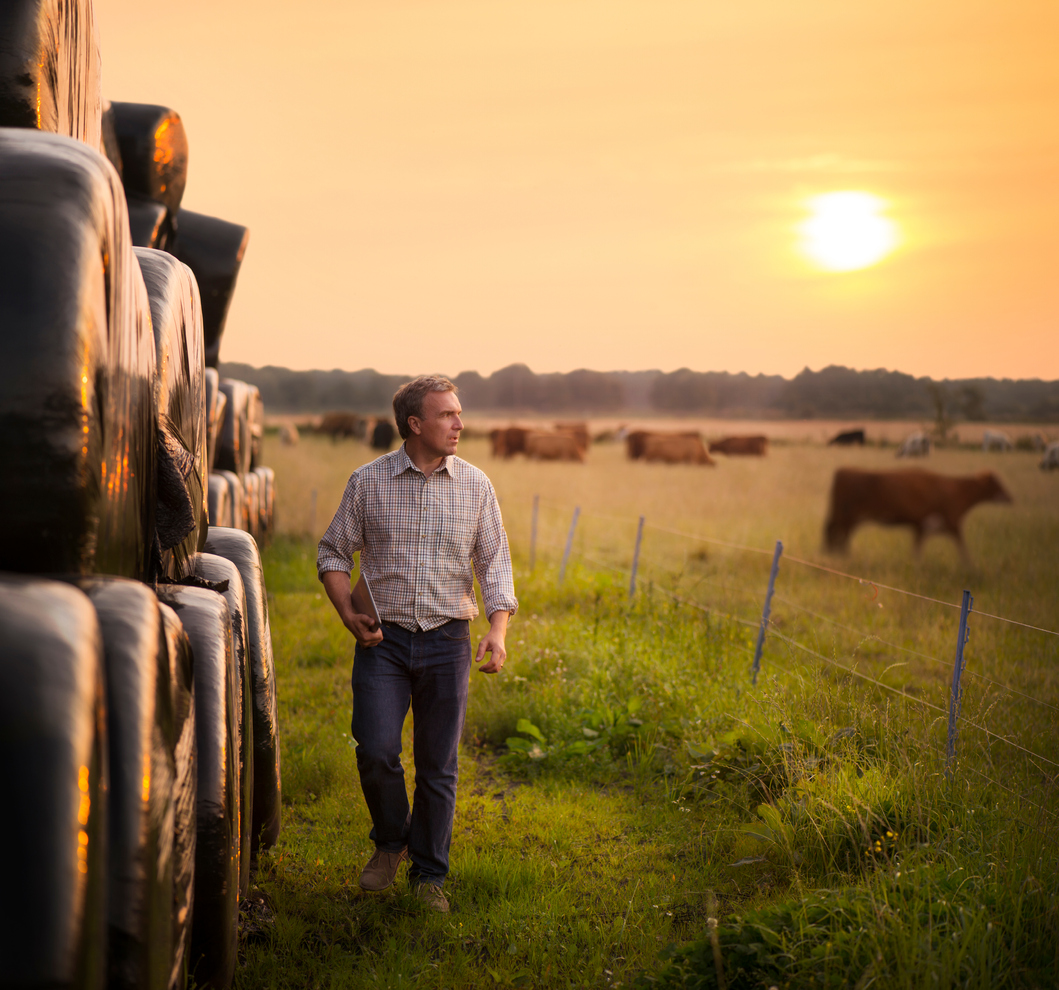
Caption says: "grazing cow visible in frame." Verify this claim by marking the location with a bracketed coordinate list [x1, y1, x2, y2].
[982, 429, 1013, 452]
[317, 411, 362, 440]
[896, 432, 931, 458]
[490, 426, 529, 458]
[524, 432, 585, 462]
[828, 428, 866, 446]
[370, 419, 396, 450]
[642, 435, 715, 465]
[625, 430, 700, 460]
[555, 421, 590, 451]
[280, 423, 299, 446]
[824, 467, 1012, 557]
[709, 435, 768, 456]
[1040, 442, 1059, 471]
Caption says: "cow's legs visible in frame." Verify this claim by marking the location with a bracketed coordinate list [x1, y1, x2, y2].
[911, 524, 926, 554]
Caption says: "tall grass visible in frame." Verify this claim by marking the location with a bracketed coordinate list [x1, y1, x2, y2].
[242, 430, 1059, 988]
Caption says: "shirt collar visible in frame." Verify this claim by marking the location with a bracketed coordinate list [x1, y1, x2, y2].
[393, 443, 455, 478]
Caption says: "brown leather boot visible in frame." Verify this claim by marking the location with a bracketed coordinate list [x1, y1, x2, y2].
[358, 846, 408, 891]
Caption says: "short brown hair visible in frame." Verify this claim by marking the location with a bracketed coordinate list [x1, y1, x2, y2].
[392, 375, 459, 440]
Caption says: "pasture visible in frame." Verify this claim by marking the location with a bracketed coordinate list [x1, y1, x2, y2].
[245, 425, 1059, 989]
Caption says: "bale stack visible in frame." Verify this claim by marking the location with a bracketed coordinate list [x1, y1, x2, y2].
[0, 3, 280, 987]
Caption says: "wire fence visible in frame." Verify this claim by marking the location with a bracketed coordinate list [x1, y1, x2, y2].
[516, 494, 1059, 814]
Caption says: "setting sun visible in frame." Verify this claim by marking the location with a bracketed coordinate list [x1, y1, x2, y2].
[799, 192, 898, 273]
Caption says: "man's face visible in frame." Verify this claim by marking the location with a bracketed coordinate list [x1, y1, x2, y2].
[411, 389, 463, 457]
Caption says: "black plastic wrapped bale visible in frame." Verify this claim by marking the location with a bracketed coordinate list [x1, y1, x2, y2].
[217, 470, 247, 532]
[190, 553, 253, 899]
[111, 103, 188, 251]
[242, 470, 261, 543]
[0, 130, 157, 581]
[109, 103, 188, 213]
[216, 378, 252, 476]
[167, 211, 248, 369]
[157, 602, 196, 990]
[127, 199, 170, 250]
[205, 527, 281, 854]
[136, 247, 208, 580]
[204, 368, 225, 473]
[207, 473, 233, 529]
[101, 101, 123, 177]
[67, 577, 176, 990]
[253, 465, 275, 544]
[0, 574, 107, 990]
[155, 585, 238, 990]
[0, 0, 102, 146]
[248, 384, 264, 470]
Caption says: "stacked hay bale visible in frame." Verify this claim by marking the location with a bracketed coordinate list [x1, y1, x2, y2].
[0, 3, 280, 988]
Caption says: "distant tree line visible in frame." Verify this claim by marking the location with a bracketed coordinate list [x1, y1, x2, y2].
[219, 361, 1059, 422]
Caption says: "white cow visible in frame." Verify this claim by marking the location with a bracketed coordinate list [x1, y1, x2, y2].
[1040, 442, 1059, 471]
[982, 429, 1013, 451]
[896, 432, 931, 458]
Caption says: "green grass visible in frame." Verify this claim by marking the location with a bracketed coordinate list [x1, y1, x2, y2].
[240, 429, 1059, 988]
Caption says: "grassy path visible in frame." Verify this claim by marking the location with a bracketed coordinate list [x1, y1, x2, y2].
[239, 542, 729, 988]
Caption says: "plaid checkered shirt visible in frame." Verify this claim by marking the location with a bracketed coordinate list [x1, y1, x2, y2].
[317, 445, 518, 631]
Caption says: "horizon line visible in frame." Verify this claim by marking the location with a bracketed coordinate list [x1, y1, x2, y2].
[217, 360, 1059, 386]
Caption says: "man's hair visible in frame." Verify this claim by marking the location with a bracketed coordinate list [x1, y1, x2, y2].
[392, 375, 459, 440]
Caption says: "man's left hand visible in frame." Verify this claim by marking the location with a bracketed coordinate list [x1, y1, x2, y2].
[475, 611, 509, 674]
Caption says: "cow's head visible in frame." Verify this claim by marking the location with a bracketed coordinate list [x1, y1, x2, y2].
[980, 471, 1013, 503]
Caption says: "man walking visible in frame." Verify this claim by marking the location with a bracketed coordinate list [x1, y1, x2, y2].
[317, 376, 517, 912]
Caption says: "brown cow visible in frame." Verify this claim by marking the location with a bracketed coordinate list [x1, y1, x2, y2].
[625, 430, 700, 460]
[317, 411, 363, 440]
[490, 426, 529, 458]
[709, 435, 768, 456]
[489, 428, 504, 456]
[524, 432, 585, 462]
[824, 468, 1011, 556]
[555, 421, 590, 451]
[642, 435, 715, 465]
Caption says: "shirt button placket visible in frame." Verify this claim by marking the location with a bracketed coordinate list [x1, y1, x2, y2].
[415, 476, 426, 629]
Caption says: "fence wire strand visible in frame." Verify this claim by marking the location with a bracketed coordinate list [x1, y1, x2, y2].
[968, 609, 1059, 639]
[643, 522, 777, 558]
[770, 595, 1059, 716]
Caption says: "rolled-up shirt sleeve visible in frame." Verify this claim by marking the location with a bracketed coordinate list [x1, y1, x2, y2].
[471, 482, 519, 618]
[317, 472, 365, 578]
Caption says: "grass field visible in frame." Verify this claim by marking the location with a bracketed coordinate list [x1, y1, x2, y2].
[240, 426, 1059, 989]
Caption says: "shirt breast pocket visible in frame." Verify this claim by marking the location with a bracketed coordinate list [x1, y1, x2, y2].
[437, 490, 477, 559]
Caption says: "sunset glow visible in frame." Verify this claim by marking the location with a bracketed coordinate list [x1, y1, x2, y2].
[94, 0, 1059, 380]
[799, 192, 898, 272]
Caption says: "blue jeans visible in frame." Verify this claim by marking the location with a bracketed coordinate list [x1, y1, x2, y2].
[351, 619, 472, 887]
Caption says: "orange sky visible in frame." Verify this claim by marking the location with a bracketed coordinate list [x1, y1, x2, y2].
[96, 0, 1058, 379]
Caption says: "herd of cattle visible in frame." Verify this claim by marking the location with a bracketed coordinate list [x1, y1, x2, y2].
[486, 424, 768, 464]
[1, 5, 280, 990]
[314, 411, 397, 450]
[482, 421, 1059, 472]
[479, 420, 1054, 555]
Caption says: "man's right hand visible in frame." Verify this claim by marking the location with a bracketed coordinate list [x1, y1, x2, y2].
[321, 570, 385, 648]
[346, 611, 384, 649]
